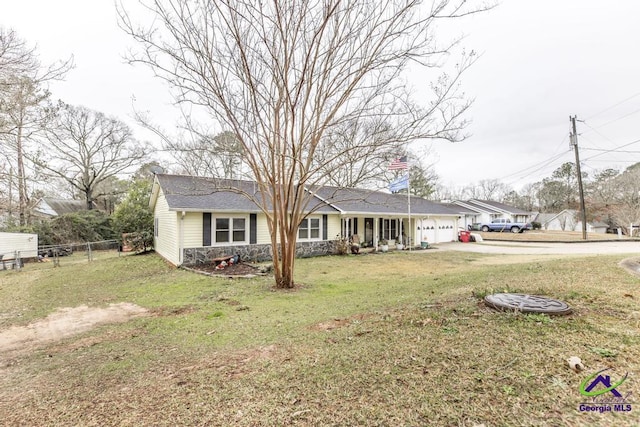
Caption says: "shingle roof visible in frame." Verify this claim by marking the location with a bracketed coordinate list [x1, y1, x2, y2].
[300, 186, 460, 216]
[34, 198, 91, 216]
[450, 200, 498, 214]
[155, 175, 461, 216]
[470, 199, 531, 215]
[155, 174, 339, 213]
[534, 210, 609, 228]
[440, 203, 479, 215]
[533, 213, 558, 224]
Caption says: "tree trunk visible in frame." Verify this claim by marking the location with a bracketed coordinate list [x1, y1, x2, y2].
[275, 233, 296, 289]
[16, 114, 28, 226]
[269, 201, 297, 289]
[86, 188, 93, 210]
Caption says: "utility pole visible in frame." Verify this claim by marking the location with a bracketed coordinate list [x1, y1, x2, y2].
[570, 115, 587, 240]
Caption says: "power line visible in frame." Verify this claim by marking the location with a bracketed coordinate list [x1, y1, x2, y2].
[497, 134, 569, 181]
[583, 159, 639, 163]
[586, 106, 640, 131]
[582, 147, 640, 154]
[499, 151, 567, 181]
[489, 134, 573, 187]
[584, 90, 640, 121]
[504, 151, 571, 186]
[582, 138, 640, 161]
[580, 123, 613, 149]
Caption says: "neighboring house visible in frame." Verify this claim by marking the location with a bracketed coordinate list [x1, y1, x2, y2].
[585, 221, 609, 234]
[0, 231, 38, 262]
[450, 199, 532, 225]
[534, 210, 608, 233]
[150, 174, 463, 266]
[531, 212, 554, 227]
[0, 212, 9, 228]
[441, 203, 481, 230]
[32, 197, 95, 219]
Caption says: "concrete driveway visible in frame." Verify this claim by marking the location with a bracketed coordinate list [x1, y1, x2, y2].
[436, 240, 640, 255]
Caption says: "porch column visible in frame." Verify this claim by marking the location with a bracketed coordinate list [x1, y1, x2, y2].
[374, 217, 379, 249]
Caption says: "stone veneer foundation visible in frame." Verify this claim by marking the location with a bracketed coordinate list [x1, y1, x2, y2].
[183, 240, 336, 265]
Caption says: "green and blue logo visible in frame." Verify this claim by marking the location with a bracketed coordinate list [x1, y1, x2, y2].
[578, 368, 633, 413]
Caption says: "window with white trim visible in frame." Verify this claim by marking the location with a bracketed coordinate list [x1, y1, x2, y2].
[214, 217, 247, 244]
[381, 219, 397, 241]
[298, 217, 321, 240]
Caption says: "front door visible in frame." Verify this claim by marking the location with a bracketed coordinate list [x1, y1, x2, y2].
[364, 218, 374, 246]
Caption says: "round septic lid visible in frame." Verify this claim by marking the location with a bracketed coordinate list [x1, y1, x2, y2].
[484, 293, 572, 315]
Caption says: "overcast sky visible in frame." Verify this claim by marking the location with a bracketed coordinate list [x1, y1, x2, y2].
[3, 0, 640, 191]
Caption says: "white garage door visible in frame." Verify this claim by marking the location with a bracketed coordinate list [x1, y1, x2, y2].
[437, 219, 456, 242]
[418, 219, 436, 244]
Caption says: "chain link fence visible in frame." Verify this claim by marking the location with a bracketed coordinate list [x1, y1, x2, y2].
[36, 240, 123, 267]
[2, 238, 136, 271]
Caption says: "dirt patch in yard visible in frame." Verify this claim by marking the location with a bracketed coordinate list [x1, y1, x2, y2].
[184, 262, 263, 277]
[0, 302, 148, 356]
[309, 313, 373, 331]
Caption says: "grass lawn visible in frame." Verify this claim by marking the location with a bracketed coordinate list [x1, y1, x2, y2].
[1, 250, 639, 426]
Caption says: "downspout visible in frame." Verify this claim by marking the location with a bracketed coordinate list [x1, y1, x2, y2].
[179, 211, 185, 265]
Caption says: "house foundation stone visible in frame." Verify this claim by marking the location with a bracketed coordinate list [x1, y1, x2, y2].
[183, 241, 335, 265]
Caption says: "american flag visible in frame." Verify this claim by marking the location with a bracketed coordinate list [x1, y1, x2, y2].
[388, 156, 408, 171]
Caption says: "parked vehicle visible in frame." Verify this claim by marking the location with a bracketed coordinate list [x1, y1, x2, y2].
[38, 246, 73, 258]
[478, 218, 532, 233]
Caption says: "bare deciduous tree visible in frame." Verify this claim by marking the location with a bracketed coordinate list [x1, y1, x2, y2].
[119, 0, 486, 288]
[314, 115, 407, 189]
[476, 178, 512, 201]
[0, 28, 39, 110]
[0, 27, 73, 225]
[166, 130, 245, 179]
[610, 165, 640, 235]
[37, 104, 148, 210]
[1, 78, 57, 225]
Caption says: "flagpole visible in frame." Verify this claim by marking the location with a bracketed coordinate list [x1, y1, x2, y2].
[388, 156, 411, 249]
[407, 161, 411, 251]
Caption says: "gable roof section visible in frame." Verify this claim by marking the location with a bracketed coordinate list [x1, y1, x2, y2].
[309, 186, 460, 216]
[469, 199, 531, 215]
[440, 203, 479, 215]
[153, 174, 461, 217]
[533, 212, 558, 224]
[538, 209, 577, 225]
[451, 200, 499, 214]
[153, 174, 339, 213]
[33, 198, 91, 217]
[534, 210, 608, 228]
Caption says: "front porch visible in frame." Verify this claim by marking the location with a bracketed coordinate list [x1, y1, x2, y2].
[340, 215, 460, 250]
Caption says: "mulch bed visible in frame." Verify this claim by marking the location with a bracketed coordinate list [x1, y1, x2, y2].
[186, 262, 263, 276]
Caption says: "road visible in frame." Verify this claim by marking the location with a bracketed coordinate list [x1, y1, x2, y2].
[436, 240, 640, 255]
